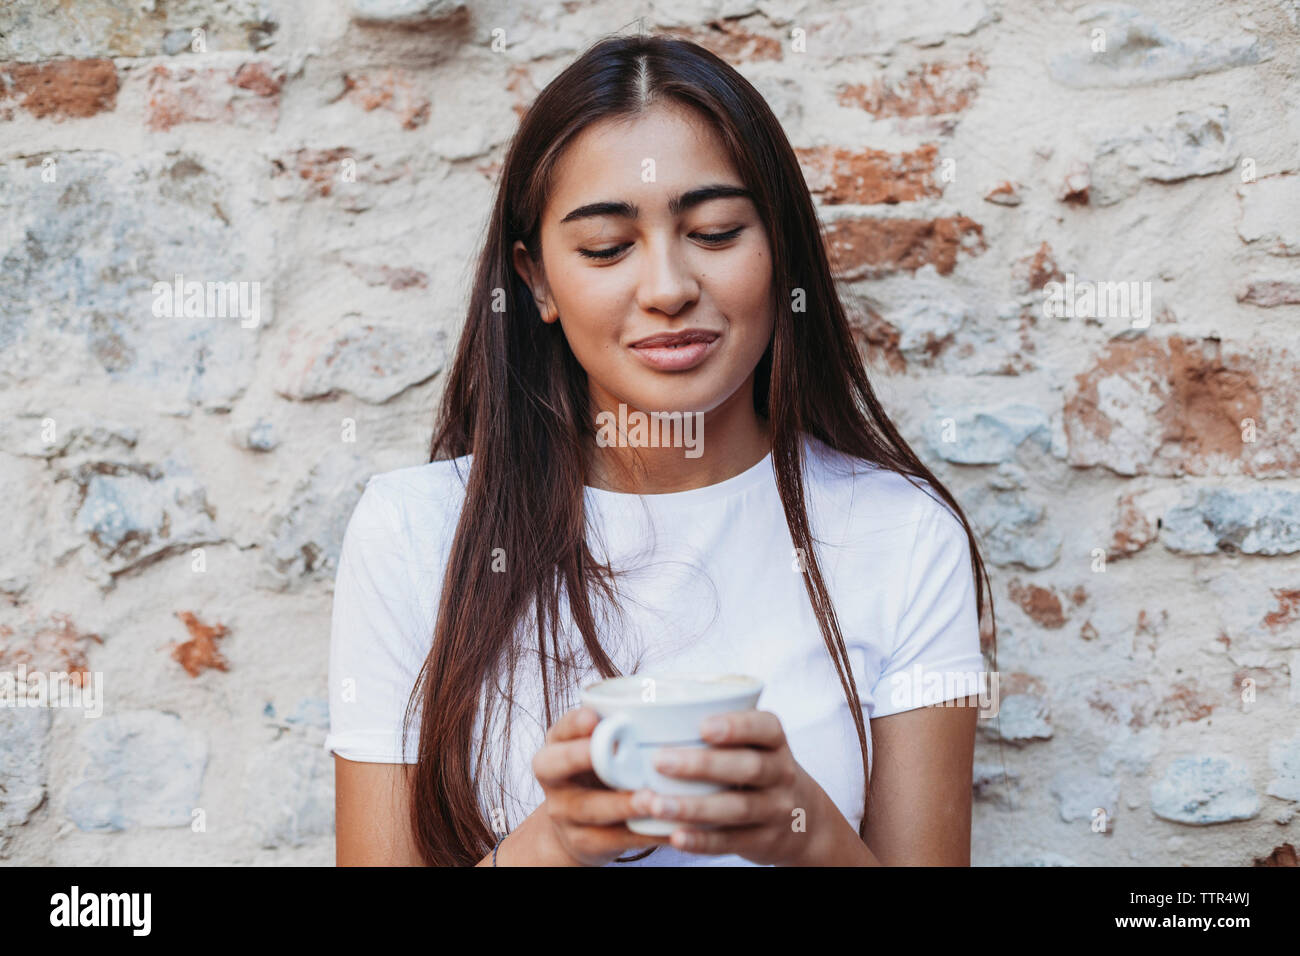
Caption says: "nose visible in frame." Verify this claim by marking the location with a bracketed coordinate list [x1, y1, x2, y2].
[634, 233, 700, 317]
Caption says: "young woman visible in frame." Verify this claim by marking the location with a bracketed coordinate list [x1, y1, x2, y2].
[327, 33, 996, 867]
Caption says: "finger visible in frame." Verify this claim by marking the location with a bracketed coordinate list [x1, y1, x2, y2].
[701, 710, 785, 749]
[549, 787, 661, 827]
[532, 735, 596, 785]
[545, 706, 599, 744]
[667, 823, 771, 857]
[650, 744, 786, 788]
[569, 824, 674, 857]
[635, 787, 775, 827]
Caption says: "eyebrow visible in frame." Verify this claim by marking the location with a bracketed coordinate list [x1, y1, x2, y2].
[558, 184, 754, 225]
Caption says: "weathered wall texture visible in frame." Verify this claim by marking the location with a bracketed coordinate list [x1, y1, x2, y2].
[0, 0, 1297, 866]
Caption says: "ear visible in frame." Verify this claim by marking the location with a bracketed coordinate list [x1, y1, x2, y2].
[511, 240, 559, 324]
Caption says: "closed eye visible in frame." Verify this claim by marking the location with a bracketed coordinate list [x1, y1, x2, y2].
[693, 226, 744, 246]
[577, 226, 745, 261]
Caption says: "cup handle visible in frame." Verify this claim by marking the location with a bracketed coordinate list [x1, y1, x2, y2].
[589, 714, 643, 791]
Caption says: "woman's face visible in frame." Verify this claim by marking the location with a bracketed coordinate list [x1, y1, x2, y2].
[513, 100, 775, 420]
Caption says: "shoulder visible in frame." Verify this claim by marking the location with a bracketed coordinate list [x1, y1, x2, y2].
[335, 455, 472, 614]
[801, 434, 958, 534]
[360, 454, 473, 537]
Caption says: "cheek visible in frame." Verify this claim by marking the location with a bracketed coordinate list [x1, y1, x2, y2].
[718, 252, 774, 338]
[551, 272, 623, 348]
[555, 263, 624, 314]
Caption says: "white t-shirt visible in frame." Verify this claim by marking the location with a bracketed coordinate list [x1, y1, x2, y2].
[325, 432, 984, 866]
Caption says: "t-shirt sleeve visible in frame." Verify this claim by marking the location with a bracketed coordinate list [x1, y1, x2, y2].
[323, 476, 430, 763]
[868, 497, 985, 718]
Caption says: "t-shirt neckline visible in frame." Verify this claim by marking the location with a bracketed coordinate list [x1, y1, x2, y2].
[583, 446, 775, 510]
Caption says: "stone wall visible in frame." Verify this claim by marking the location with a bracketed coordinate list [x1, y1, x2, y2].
[0, 0, 1297, 866]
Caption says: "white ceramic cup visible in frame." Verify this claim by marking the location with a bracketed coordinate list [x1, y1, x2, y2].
[580, 672, 764, 836]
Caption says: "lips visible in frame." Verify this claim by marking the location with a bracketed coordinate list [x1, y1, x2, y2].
[627, 329, 721, 372]
[629, 329, 720, 349]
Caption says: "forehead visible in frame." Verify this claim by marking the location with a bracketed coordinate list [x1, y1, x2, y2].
[545, 102, 741, 220]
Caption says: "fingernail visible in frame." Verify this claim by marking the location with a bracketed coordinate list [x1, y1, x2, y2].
[631, 790, 653, 813]
[701, 717, 726, 740]
[655, 751, 681, 771]
[653, 796, 679, 817]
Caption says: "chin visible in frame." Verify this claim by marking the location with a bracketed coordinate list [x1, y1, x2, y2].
[634, 383, 723, 414]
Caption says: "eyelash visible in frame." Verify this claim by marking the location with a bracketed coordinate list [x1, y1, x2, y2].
[577, 227, 744, 261]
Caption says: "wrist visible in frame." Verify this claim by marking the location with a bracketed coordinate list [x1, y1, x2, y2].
[788, 784, 880, 866]
[501, 806, 582, 867]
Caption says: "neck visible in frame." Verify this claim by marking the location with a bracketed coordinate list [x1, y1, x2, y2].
[585, 382, 772, 495]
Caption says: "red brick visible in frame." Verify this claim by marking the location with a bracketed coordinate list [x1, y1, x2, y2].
[1237, 279, 1300, 307]
[847, 301, 907, 373]
[1065, 336, 1299, 476]
[273, 146, 354, 197]
[1153, 681, 1215, 726]
[1012, 241, 1065, 293]
[1255, 844, 1299, 866]
[1262, 588, 1300, 633]
[1109, 490, 1158, 558]
[270, 147, 409, 201]
[984, 180, 1022, 205]
[342, 68, 430, 129]
[825, 215, 985, 279]
[0, 58, 118, 119]
[1007, 578, 1067, 628]
[838, 53, 985, 118]
[1087, 677, 1214, 730]
[232, 61, 281, 97]
[171, 610, 229, 677]
[796, 143, 941, 204]
[0, 612, 103, 680]
[661, 21, 782, 62]
[1058, 161, 1090, 204]
[146, 61, 281, 131]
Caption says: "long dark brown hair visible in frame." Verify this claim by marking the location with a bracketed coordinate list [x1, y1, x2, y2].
[400, 31, 998, 866]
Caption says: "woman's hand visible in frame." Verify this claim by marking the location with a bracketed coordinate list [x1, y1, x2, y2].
[627, 709, 871, 866]
[521, 705, 672, 866]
